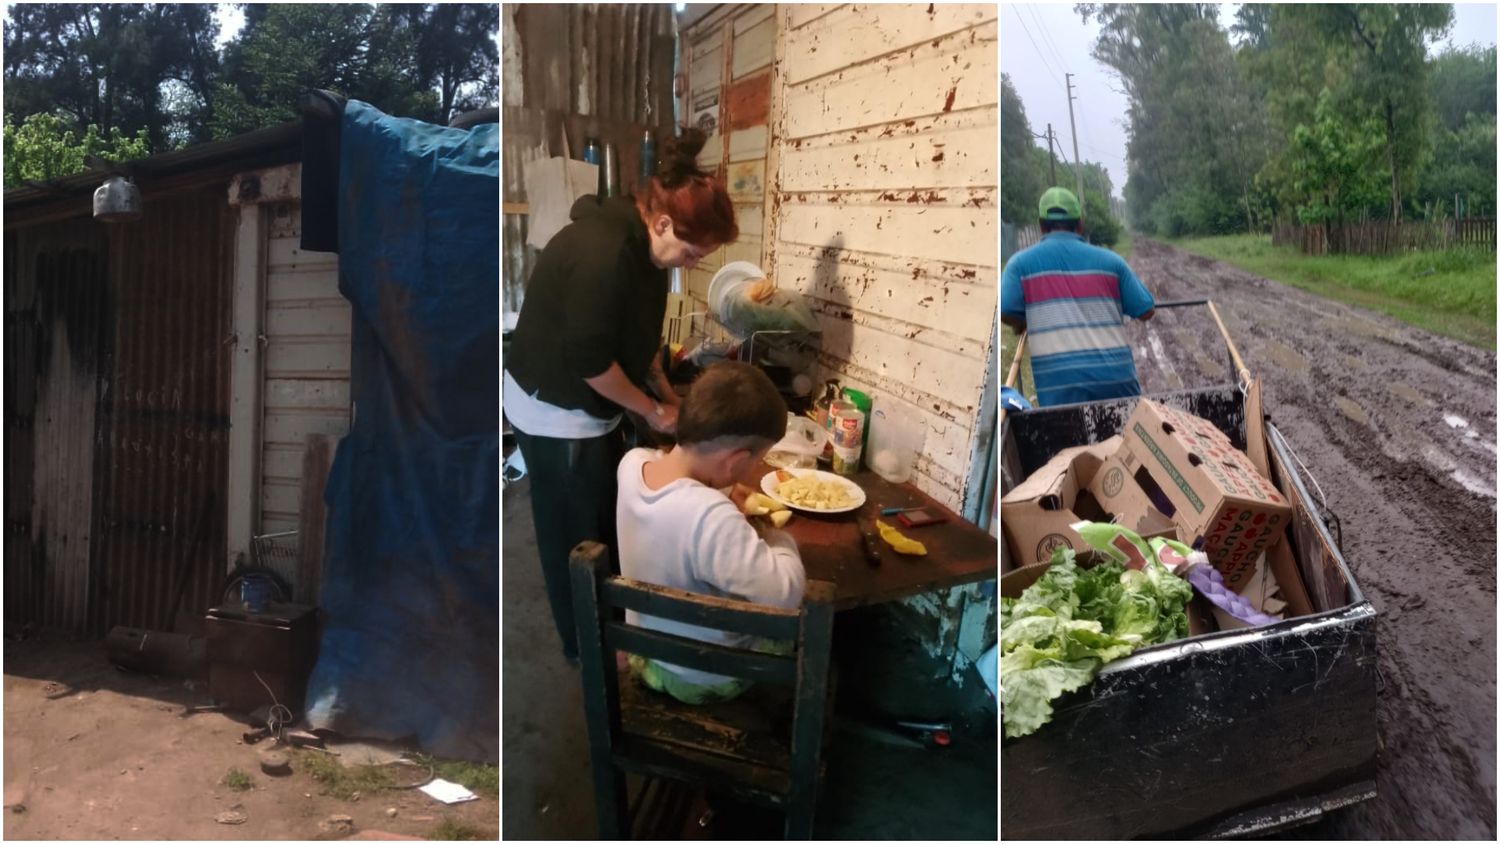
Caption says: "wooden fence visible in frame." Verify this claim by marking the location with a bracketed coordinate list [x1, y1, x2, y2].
[1272, 218, 1496, 256]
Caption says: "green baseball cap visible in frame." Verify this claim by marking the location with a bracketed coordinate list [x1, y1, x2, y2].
[1038, 187, 1082, 221]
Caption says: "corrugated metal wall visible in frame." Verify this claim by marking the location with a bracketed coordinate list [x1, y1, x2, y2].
[3, 187, 233, 634]
[767, 3, 998, 512]
[502, 3, 678, 316]
[674, 3, 777, 327]
[260, 202, 350, 537]
[4, 220, 109, 632]
[96, 188, 233, 632]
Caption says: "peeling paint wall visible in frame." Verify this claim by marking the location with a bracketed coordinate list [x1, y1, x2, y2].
[768, 3, 998, 512]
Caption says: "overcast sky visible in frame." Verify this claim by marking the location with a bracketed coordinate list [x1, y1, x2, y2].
[1002, 2, 1499, 200]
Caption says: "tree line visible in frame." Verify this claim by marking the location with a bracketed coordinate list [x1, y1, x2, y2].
[3, 3, 498, 187]
[1000, 73, 1124, 248]
[1003, 4, 1496, 239]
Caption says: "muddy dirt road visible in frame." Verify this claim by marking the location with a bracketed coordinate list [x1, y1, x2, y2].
[1125, 238, 1496, 839]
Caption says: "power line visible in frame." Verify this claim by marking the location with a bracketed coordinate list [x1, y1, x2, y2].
[1008, 5, 1063, 89]
[1026, 5, 1074, 79]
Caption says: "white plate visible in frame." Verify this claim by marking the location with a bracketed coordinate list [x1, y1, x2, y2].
[760, 468, 866, 514]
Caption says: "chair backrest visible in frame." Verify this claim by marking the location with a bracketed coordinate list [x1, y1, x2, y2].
[569, 539, 836, 838]
[570, 540, 835, 685]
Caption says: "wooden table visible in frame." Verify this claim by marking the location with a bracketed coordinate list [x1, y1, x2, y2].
[775, 470, 998, 609]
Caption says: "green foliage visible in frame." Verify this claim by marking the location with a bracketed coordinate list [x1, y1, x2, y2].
[1414, 46, 1497, 218]
[1000, 74, 1045, 225]
[222, 768, 254, 792]
[1084, 3, 1469, 234]
[1082, 190, 1121, 247]
[1429, 44, 1497, 132]
[297, 750, 397, 801]
[1287, 90, 1388, 224]
[2, 112, 150, 187]
[1171, 234, 1496, 348]
[3, 3, 497, 162]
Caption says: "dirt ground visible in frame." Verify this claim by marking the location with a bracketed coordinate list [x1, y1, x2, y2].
[3, 639, 499, 841]
[1125, 238, 1497, 839]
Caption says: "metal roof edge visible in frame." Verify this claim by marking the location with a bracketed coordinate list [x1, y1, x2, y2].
[4, 121, 303, 209]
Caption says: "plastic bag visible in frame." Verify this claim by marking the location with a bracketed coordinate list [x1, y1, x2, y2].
[766, 414, 824, 469]
[708, 261, 819, 336]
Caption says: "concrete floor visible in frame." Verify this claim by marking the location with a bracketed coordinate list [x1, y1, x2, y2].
[501, 473, 997, 840]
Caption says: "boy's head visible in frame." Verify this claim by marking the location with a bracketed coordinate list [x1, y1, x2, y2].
[677, 362, 787, 488]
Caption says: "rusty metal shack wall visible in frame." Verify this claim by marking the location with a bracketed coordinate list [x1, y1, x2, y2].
[675, 4, 776, 326]
[4, 187, 233, 635]
[502, 3, 678, 316]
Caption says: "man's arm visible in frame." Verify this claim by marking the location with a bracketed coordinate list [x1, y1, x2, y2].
[1136, 308, 1155, 322]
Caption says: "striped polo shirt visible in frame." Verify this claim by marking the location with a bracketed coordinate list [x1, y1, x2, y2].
[1001, 231, 1154, 407]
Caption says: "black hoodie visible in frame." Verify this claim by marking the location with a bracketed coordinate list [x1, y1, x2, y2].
[506, 195, 669, 422]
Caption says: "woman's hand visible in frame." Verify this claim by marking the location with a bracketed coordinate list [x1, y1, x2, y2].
[648, 403, 679, 433]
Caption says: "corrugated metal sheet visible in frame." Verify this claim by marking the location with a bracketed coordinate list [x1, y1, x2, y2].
[677, 6, 776, 328]
[261, 203, 349, 537]
[94, 187, 233, 633]
[766, 4, 998, 512]
[502, 3, 678, 316]
[4, 187, 233, 635]
[4, 219, 109, 632]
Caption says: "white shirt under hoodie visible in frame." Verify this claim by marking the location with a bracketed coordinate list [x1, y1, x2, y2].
[616, 448, 807, 686]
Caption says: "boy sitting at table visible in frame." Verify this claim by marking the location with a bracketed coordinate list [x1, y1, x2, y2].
[615, 361, 807, 704]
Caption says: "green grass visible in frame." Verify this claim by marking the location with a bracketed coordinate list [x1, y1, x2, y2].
[297, 750, 397, 801]
[1169, 233, 1496, 349]
[427, 819, 485, 840]
[1112, 230, 1133, 261]
[222, 768, 253, 792]
[418, 757, 499, 797]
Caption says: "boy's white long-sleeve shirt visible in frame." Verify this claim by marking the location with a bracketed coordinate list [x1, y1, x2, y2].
[615, 448, 807, 685]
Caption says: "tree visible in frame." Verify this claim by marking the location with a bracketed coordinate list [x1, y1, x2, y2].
[1281, 4, 1453, 221]
[385, 5, 501, 123]
[3, 4, 222, 151]
[1077, 4, 1268, 235]
[1287, 90, 1388, 225]
[1001, 73, 1046, 225]
[3, 111, 150, 188]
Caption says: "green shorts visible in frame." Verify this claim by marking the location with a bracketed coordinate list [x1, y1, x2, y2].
[627, 639, 793, 706]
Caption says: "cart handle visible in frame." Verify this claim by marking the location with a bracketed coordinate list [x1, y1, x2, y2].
[1153, 299, 1253, 392]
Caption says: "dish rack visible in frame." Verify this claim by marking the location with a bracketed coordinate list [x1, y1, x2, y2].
[666, 308, 821, 375]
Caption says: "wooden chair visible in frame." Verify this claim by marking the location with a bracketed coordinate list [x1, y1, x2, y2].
[569, 540, 837, 840]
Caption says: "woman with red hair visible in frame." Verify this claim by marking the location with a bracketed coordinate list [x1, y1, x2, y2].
[504, 128, 738, 663]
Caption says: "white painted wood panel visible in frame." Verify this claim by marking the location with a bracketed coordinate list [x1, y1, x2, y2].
[787, 4, 844, 30]
[782, 21, 996, 140]
[260, 212, 351, 535]
[782, 3, 996, 86]
[767, 5, 998, 511]
[732, 15, 775, 78]
[776, 198, 995, 267]
[779, 120, 996, 192]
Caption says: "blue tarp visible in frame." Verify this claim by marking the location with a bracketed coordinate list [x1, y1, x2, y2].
[304, 101, 499, 762]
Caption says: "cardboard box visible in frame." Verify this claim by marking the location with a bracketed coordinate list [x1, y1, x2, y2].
[1117, 400, 1293, 593]
[1001, 437, 1175, 566]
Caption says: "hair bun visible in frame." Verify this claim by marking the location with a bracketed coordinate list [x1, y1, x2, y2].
[657, 127, 710, 187]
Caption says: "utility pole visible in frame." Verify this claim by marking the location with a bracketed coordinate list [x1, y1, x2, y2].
[1065, 73, 1085, 221]
[1045, 123, 1057, 185]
